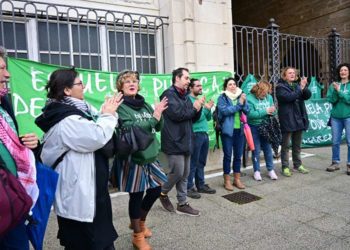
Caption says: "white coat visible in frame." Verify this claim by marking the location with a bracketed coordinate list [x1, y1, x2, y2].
[41, 113, 118, 222]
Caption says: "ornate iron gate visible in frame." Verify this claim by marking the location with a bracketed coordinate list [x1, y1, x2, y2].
[233, 18, 350, 92]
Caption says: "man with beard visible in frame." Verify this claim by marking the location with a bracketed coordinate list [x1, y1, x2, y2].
[159, 68, 204, 216]
[187, 78, 216, 199]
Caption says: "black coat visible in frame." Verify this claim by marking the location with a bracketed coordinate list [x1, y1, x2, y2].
[276, 79, 311, 132]
[160, 86, 201, 155]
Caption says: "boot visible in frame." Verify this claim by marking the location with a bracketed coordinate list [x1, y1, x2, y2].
[223, 174, 234, 191]
[140, 220, 152, 238]
[132, 232, 152, 250]
[233, 173, 245, 189]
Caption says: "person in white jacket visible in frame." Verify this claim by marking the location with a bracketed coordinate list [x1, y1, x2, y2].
[35, 68, 123, 250]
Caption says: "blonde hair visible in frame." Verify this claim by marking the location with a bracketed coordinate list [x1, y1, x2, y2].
[115, 70, 140, 92]
[250, 80, 271, 99]
[281, 67, 299, 81]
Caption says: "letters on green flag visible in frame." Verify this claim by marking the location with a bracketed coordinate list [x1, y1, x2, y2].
[8, 57, 231, 147]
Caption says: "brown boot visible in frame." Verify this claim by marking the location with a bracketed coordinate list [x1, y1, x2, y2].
[233, 173, 245, 189]
[223, 174, 234, 191]
[140, 220, 152, 238]
[132, 232, 152, 250]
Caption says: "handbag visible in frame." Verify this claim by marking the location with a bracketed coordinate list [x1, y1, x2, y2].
[115, 125, 154, 158]
[0, 158, 33, 236]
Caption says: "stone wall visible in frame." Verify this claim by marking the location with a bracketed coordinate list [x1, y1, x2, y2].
[232, 0, 350, 38]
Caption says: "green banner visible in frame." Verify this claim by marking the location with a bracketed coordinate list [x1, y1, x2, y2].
[8, 57, 231, 147]
[302, 98, 334, 147]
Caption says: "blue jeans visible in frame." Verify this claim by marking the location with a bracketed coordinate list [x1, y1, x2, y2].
[331, 117, 350, 164]
[187, 132, 209, 190]
[221, 129, 244, 174]
[250, 124, 274, 172]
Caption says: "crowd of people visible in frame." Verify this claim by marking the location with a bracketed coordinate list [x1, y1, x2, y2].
[0, 44, 349, 249]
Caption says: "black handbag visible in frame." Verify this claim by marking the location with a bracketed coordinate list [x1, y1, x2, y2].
[115, 125, 154, 158]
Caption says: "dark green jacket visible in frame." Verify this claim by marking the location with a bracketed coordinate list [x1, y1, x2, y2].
[117, 102, 163, 164]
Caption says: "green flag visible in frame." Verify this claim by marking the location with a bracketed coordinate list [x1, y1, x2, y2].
[241, 74, 257, 94]
[8, 57, 231, 147]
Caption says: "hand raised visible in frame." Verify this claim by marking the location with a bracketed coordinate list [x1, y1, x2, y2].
[101, 92, 124, 115]
[153, 97, 168, 121]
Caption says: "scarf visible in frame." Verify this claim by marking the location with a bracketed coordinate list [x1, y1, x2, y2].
[174, 85, 187, 96]
[0, 115, 38, 207]
[224, 87, 242, 101]
[0, 87, 8, 98]
[61, 96, 91, 114]
[123, 94, 145, 110]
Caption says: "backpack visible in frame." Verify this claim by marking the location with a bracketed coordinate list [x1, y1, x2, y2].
[0, 165, 33, 236]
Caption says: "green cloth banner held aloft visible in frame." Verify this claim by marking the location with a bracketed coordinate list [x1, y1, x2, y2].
[8, 57, 231, 147]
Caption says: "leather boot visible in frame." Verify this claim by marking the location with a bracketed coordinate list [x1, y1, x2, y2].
[223, 174, 234, 191]
[140, 220, 152, 238]
[233, 173, 245, 189]
[132, 232, 152, 250]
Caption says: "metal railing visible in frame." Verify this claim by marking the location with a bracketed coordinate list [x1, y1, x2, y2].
[233, 19, 350, 92]
[0, 0, 168, 73]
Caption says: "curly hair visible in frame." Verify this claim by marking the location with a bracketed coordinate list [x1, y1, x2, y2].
[336, 63, 350, 82]
[250, 80, 271, 99]
[115, 70, 140, 92]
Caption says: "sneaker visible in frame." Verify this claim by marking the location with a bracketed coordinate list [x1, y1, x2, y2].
[159, 193, 175, 212]
[282, 167, 292, 177]
[295, 165, 309, 174]
[198, 184, 216, 194]
[176, 202, 200, 216]
[347, 165, 350, 175]
[326, 162, 340, 172]
[253, 171, 262, 181]
[268, 170, 278, 180]
[187, 188, 201, 199]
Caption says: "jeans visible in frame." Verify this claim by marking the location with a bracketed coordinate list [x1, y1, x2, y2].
[187, 132, 209, 190]
[161, 154, 190, 205]
[250, 124, 274, 172]
[281, 130, 303, 169]
[331, 117, 350, 164]
[221, 129, 244, 174]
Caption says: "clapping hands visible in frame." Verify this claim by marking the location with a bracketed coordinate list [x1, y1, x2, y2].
[153, 97, 168, 121]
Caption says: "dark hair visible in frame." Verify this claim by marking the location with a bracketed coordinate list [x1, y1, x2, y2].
[46, 68, 78, 100]
[223, 77, 236, 90]
[336, 63, 350, 82]
[189, 78, 199, 88]
[172, 67, 189, 84]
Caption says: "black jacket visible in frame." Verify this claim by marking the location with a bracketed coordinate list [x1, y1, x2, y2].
[160, 86, 201, 155]
[276, 79, 311, 132]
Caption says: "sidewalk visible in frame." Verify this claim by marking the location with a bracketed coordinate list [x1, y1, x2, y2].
[42, 145, 350, 250]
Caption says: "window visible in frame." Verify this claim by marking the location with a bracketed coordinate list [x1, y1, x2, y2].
[38, 22, 70, 66]
[0, 21, 28, 59]
[108, 31, 157, 73]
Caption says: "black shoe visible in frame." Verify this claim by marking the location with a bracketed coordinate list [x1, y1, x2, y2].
[187, 188, 201, 199]
[159, 193, 175, 212]
[198, 184, 216, 194]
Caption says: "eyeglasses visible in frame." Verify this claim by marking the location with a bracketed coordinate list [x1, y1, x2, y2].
[73, 81, 84, 86]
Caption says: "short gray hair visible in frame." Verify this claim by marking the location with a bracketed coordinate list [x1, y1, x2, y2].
[0, 46, 7, 60]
